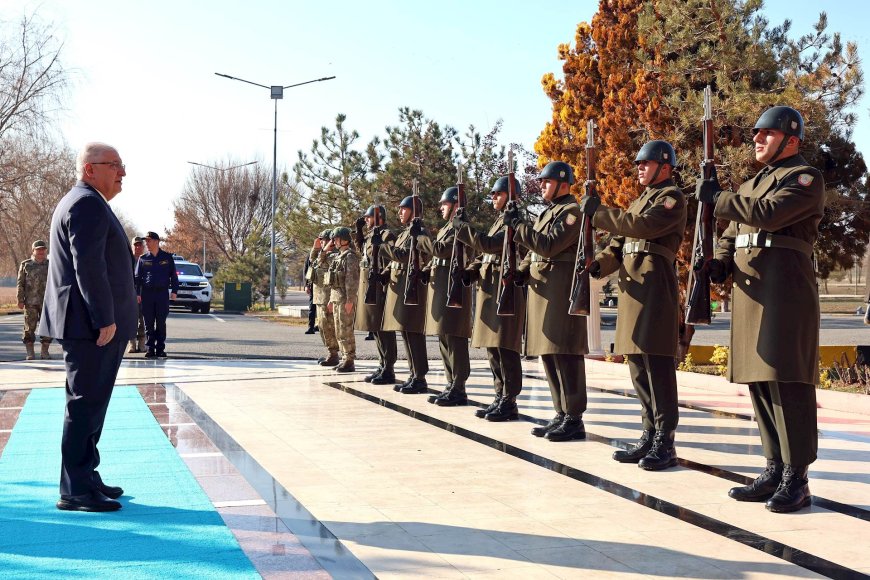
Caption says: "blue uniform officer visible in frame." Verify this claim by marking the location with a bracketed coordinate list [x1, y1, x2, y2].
[136, 231, 178, 358]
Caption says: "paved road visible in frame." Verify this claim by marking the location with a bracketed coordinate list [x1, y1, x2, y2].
[1, 292, 868, 362]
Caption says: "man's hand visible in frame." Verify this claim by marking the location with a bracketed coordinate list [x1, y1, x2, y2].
[451, 208, 466, 231]
[344, 301, 354, 315]
[137, 296, 142, 304]
[355, 216, 365, 229]
[708, 258, 727, 283]
[504, 204, 523, 229]
[512, 270, 529, 286]
[326, 302, 334, 314]
[578, 195, 601, 217]
[586, 260, 601, 278]
[96, 323, 116, 347]
[410, 218, 423, 238]
[17, 302, 24, 310]
[170, 293, 177, 301]
[694, 167, 721, 204]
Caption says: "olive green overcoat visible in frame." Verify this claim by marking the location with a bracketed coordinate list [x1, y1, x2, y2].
[380, 225, 430, 334]
[355, 228, 393, 331]
[418, 222, 473, 338]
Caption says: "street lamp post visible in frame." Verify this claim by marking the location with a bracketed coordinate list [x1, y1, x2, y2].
[214, 72, 336, 310]
[187, 160, 258, 274]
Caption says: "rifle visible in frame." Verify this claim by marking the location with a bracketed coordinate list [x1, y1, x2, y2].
[363, 203, 382, 306]
[685, 85, 715, 325]
[496, 149, 518, 316]
[568, 119, 597, 316]
[446, 165, 466, 308]
[403, 179, 422, 306]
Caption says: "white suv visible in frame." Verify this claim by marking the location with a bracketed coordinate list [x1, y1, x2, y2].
[171, 257, 213, 314]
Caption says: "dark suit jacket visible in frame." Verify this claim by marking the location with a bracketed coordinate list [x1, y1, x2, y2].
[39, 181, 138, 341]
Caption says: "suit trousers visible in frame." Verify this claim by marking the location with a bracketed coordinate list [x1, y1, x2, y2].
[626, 354, 679, 431]
[401, 331, 428, 379]
[486, 347, 522, 399]
[59, 337, 126, 496]
[141, 287, 169, 351]
[749, 381, 818, 466]
[540, 353, 587, 416]
[375, 330, 397, 372]
[438, 334, 470, 386]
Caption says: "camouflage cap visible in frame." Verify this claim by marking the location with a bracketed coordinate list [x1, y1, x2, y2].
[331, 226, 352, 241]
[319, 229, 332, 239]
[32, 240, 47, 249]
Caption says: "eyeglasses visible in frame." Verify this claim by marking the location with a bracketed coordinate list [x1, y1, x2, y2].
[90, 161, 126, 170]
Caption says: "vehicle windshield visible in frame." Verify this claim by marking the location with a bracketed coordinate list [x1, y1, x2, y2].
[176, 263, 203, 277]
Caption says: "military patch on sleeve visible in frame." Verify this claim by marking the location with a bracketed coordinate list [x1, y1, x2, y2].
[797, 174, 814, 187]
[565, 213, 577, 226]
[663, 196, 676, 210]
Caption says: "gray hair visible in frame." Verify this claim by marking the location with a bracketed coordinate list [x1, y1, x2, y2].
[76, 142, 117, 178]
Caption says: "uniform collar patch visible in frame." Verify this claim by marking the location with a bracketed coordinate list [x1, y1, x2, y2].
[797, 173, 814, 187]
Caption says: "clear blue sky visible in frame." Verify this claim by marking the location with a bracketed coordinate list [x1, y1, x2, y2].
[3, 0, 867, 233]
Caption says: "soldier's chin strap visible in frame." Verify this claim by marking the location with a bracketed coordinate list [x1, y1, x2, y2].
[767, 133, 794, 165]
[649, 161, 666, 185]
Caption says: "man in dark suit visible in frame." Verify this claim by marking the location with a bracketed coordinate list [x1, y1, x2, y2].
[39, 142, 138, 512]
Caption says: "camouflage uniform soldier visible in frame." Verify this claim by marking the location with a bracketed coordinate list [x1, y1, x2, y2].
[17, 240, 52, 360]
[327, 227, 361, 373]
[697, 106, 825, 513]
[309, 230, 340, 366]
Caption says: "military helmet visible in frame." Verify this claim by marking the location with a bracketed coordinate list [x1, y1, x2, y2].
[331, 227, 352, 241]
[439, 186, 459, 204]
[536, 161, 575, 185]
[319, 229, 332, 239]
[491, 176, 522, 195]
[364, 204, 387, 218]
[398, 195, 423, 214]
[635, 140, 677, 167]
[753, 106, 804, 140]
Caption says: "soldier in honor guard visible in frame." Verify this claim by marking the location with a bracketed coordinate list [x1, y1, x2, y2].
[505, 161, 589, 441]
[309, 229, 340, 366]
[418, 186, 473, 406]
[581, 140, 687, 470]
[17, 240, 52, 360]
[695, 106, 825, 513]
[355, 205, 398, 384]
[326, 227, 360, 373]
[136, 232, 179, 358]
[379, 194, 431, 394]
[453, 176, 526, 421]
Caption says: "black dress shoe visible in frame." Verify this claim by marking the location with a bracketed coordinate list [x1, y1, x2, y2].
[57, 490, 121, 512]
[399, 379, 429, 394]
[371, 372, 396, 385]
[156, 350, 168, 358]
[92, 471, 123, 499]
[144, 349, 157, 359]
[305, 328, 316, 335]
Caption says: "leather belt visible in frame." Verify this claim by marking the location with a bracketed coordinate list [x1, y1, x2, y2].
[735, 232, 813, 257]
[429, 257, 449, 267]
[481, 254, 499, 264]
[530, 252, 574, 263]
[389, 261, 405, 271]
[622, 240, 676, 262]
[360, 258, 371, 268]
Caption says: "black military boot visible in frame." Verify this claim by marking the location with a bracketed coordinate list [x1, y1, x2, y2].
[364, 367, 384, 383]
[435, 384, 467, 406]
[399, 378, 429, 394]
[638, 430, 678, 471]
[728, 459, 783, 502]
[545, 415, 586, 442]
[428, 382, 452, 404]
[393, 376, 414, 392]
[485, 397, 518, 422]
[765, 465, 812, 513]
[475, 395, 501, 418]
[319, 354, 339, 367]
[531, 413, 564, 437]
[371, 370, 396, 385]
[612, 430, 655, 463]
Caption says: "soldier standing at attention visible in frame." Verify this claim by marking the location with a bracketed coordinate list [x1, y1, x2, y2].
[17, 240, 52, 360]
[505, 162, 589, 442]
[380, 195, 431, 394]
[128, 236, 147, 353]
[136, 232, 179, 359]
[695, 106, 825, 513]
[355, 205, 398, 385]
[327, 227, 360, 373]
[418, 187, 473, 406]
[581, 140, 687, 470]
[310, 230, 340, 366]
[453, 176, 526, 421]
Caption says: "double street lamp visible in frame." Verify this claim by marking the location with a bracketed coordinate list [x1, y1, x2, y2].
[215, 72, 336, 309]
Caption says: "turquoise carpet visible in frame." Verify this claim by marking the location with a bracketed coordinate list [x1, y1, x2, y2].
[0, 387, 260, 579]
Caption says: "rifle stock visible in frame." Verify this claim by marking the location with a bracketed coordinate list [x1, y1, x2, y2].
[685, 85, 715, 326]
[446, 165, 467, 308]
[496, 149, 518, 316]
[568, 119, 597, 316]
